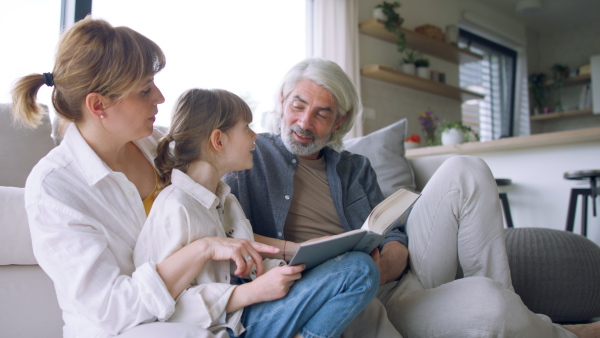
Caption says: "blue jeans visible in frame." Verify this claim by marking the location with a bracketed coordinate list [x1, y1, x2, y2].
[231, 251, 379, 338]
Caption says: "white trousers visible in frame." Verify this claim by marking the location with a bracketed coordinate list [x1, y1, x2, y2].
[374, 155, 576, 338]
[117, 322, 218, 338]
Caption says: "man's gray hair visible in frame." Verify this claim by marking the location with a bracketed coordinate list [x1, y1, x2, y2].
[266, 58, 362, 152]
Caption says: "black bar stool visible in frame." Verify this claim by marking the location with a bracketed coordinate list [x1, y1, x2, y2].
[564, 170, 600, 237]
[496, 178, 514, 228]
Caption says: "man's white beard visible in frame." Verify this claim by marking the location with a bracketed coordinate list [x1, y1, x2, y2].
[281, 123, 330, 157]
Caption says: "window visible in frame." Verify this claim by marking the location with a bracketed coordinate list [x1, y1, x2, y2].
[459, 29, 517, 141]
[0, 0, 62, 111]
[92, 0, 306, 131]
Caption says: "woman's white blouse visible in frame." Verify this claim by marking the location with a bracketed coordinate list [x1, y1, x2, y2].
[25, 125, 174, 338]
[134, 169, 284, 337]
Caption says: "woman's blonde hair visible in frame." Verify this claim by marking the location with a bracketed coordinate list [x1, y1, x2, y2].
[266, 58, 362, 152]
[11, 17, 166, 127]
[154, 88, 253, 192]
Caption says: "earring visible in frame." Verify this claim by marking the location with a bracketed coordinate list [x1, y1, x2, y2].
[100, 114, 105, 119]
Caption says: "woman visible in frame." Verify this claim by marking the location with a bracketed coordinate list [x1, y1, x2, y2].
[133, 88, 379, 337]
[11, 18, 278, 338]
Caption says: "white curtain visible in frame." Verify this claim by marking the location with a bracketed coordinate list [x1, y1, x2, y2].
[307, 0, 363, 137]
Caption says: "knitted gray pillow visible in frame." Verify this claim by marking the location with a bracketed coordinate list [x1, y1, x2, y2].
[504, 227, 600, 323]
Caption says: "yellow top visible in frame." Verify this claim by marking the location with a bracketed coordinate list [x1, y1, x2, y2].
[142, 170, 158, 216]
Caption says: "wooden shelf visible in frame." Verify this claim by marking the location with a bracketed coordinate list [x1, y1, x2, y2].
[405, 126, 600, 158]
[361, 64, 484, 102]
[359, 19, 483, 64]
[544, 73, 591, 87]
[530, 108, 594, 121]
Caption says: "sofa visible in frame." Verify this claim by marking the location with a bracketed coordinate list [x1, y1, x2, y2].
[1, 105, 599, 337]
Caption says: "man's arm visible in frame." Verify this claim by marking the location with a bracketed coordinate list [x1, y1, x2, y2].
[371, 241, 409, 285]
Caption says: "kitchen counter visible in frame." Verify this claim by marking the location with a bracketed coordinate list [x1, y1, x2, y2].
[405, 127, 600, 158]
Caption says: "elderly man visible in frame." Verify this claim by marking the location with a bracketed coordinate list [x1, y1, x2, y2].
[223, 58, 597, 338]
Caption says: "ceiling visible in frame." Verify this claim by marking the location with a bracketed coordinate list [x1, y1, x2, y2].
[475, 0, 600, 33]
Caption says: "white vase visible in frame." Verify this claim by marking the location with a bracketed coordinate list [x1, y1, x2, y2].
[373, 8, 386, 21]
[400, 63, 415, 75]
[441, 128, 465, 146]
[416, 66, 430, 79]
[373, 7, 402, 21]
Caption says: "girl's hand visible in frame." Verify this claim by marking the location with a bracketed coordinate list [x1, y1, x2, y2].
[226, 264, 305, 312]
[247, 265, 305, 303]
[198, 237, 279, 277]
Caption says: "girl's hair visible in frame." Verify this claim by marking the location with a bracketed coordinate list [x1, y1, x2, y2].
[266, 57, 362, 152]
[11, 17, 166, 127]
[154, 88, 253, 192]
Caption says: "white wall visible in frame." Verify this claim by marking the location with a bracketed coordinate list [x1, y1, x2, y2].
[474, 141, 600, 246]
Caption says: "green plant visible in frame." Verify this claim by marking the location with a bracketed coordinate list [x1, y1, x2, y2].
[402, 49, 416, 64]
[528, 72, 547, 114]
[375, 1, 407, 53]
[438, 120, 479, 142]
[550, 64, 569, 112]
[414, 58, 429, 68]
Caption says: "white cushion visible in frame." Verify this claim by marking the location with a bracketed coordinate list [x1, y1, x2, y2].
[344, 118, 416, 197]
[0, 103, 55, 187]
[0, 186, 36, 265]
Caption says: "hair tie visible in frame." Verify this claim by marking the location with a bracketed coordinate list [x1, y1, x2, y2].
[43, 73, 54, 87]
[165, 134, 173, 142]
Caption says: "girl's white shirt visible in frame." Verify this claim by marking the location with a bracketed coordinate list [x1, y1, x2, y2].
[134, 169, 284, 336]
[25, 124, 174, 338]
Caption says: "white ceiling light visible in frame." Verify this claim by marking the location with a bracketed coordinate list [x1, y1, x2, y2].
[515, 0, 542, 16]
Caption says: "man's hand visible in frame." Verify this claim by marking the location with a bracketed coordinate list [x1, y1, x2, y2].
[370, 241, 409, 285]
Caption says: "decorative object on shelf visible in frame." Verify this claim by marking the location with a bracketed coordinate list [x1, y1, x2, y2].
[417, 110, 439, 146]
[578, 64, 591, 76]
[415, 24, 445, 41]
[374, 1, 407, 53]
[528, 72, 547, 115]
[445, 24, 458, 45]
[415, 57, 430, 79]
[400, 48, 416, 75]
[404, 134, 421, 149]
[551, 63, 569, 113]
[430, 70, 446, 83]
[438, 120, 479, 146]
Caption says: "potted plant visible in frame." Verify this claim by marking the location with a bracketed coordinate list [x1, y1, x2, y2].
[373, 2, 407, 53]
[550, 63, 569, 112]
[528, 72, 547, 115]
[414, 57, 430, 79]
[400, 48, 416, 75]
[438, 120, 479, 146]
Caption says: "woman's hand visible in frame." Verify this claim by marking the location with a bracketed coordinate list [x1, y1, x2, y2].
[226, 264, 305, 313]
[200, 237, 279, 277]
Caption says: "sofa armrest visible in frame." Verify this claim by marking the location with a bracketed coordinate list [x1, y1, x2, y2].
[0, 186, 36, 265]
[408, 154, 456, 191]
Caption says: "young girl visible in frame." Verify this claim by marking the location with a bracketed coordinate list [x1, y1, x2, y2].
[133, 88, 380, 338]
[12, 18, 248, 337]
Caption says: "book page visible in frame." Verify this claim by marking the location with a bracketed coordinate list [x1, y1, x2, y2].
[361, 188, 420, 234]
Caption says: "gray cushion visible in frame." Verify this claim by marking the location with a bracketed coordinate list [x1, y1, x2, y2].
[504, 227, 600, 323]
[0, 103, 55, 187]
[343, 118, 416, 197]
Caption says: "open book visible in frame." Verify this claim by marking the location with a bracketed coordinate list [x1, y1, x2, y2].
[288, 188, 420, 270]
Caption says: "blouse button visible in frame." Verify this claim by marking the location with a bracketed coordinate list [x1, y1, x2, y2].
[292, 159, 297, 164]
[127, 190, 134, 196]
[278, 232, 282, 237]
[284, 195, 290, 200]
